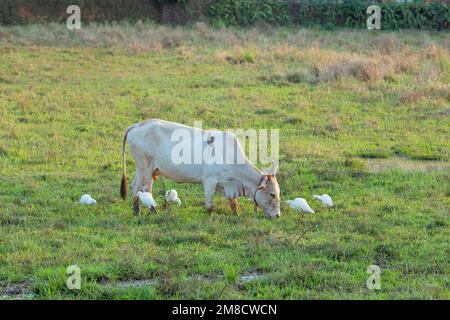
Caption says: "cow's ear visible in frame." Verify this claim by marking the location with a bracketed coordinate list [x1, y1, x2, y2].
[257, 176, 268, 189]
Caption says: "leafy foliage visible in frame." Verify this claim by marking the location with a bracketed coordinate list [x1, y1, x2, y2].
[209, 0, 290, 27]
[210, 0, 449, 29]
[1, 1, 447, 30]
[0, 0, 20, 24]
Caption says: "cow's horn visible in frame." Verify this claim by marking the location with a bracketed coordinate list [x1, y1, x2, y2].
[267, 159, 277, 175]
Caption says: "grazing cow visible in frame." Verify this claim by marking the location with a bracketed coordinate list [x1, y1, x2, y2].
[120, 119, 281, 219]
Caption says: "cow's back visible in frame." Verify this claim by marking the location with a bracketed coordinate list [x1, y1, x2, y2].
[127, 119, 204, 183]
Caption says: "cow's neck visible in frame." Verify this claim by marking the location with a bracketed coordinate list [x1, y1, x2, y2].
[239, 163, 264, 198]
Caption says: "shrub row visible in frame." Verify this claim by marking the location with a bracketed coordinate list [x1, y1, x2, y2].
[1, 0, 449, 30]
[209, 0, 449, 30]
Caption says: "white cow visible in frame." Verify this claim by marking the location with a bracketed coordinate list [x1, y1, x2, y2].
[120, 119, 281, 219]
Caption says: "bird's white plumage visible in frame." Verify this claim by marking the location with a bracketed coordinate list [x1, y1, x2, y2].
[286, 198, 315, 213]
[164, 189, 181, 205]
[80, 194, 97, 205]
[137, 191, 157, 209]
[313, 194, 333, 207]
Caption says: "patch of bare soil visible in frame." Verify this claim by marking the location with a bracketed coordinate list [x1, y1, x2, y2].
[99, 271, 266, 289]
[365, 157, 450, 173]
[0, 281, 34, 300]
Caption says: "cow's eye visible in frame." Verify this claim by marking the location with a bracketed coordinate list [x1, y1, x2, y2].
[270, 193, 276, 198]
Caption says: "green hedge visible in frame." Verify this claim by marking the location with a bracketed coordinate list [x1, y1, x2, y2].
[209, 0, 449, 30]
[0, 0, 17, 24]
[1, 0, 449, 30]
[209, 0, 290, 27]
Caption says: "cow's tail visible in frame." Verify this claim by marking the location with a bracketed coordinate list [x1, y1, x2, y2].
[120, 125, 135, 200]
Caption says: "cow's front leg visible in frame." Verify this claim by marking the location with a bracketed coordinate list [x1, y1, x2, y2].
[203, 180, 217, 213]
[229, 198, 238, 215]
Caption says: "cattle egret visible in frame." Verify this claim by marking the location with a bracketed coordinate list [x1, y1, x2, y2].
[164, 189, 181, 205]
[137, 191, 157, 212]
[313, 194, 333, 207]
[286, 198, 315, 213]
[80, 194, 97, 205]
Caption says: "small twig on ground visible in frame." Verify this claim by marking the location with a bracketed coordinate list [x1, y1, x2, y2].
[160, 177, 167, 210]
[294, 217, 328, 244]
[217, 283, 228, 299]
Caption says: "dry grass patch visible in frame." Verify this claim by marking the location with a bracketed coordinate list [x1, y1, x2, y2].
[216, 45, 257, 64]
[129, 41, 161, 55]
[262, 42, 448, 85]
[374, 35, 396, 55]
[270, 45, 307, 63]
[307, 47, 393, 83]
[422, 43, 444, 62]
[398, 84, 450, 104]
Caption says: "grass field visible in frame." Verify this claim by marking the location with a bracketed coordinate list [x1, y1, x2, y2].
[0, 23, 449, 299]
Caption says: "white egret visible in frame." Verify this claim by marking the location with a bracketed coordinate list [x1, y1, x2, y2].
[313, 194, 333, 207]
[164, 189, 181, 205]
[80, 194, 97, 205]
[286, 198, 315, 213]
[137, 191, 157, 212]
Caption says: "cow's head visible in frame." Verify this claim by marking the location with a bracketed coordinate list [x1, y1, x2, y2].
[255, 161, 281, 219]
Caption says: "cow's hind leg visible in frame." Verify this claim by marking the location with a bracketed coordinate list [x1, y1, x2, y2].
[142, 167, 159, 215]
[133, 196, 141, 224]
[229, 198, 238, 215]
[131, 168, 145, 223]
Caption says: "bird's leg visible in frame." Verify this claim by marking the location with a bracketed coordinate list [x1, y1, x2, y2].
[162, 192, 168, 212]
[158, 175, 169, 211]
[229, 198, 238, 215]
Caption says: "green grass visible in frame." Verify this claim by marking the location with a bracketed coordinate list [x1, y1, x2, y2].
[0, 23, 449, 299]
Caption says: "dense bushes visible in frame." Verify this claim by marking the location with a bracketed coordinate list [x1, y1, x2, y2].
[0, 0, 449, 30]
[379, 1, 449, 30]
[0, 0, 17, 24]
[209, 0, 449, 30]
[209, 0, 289, 27]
